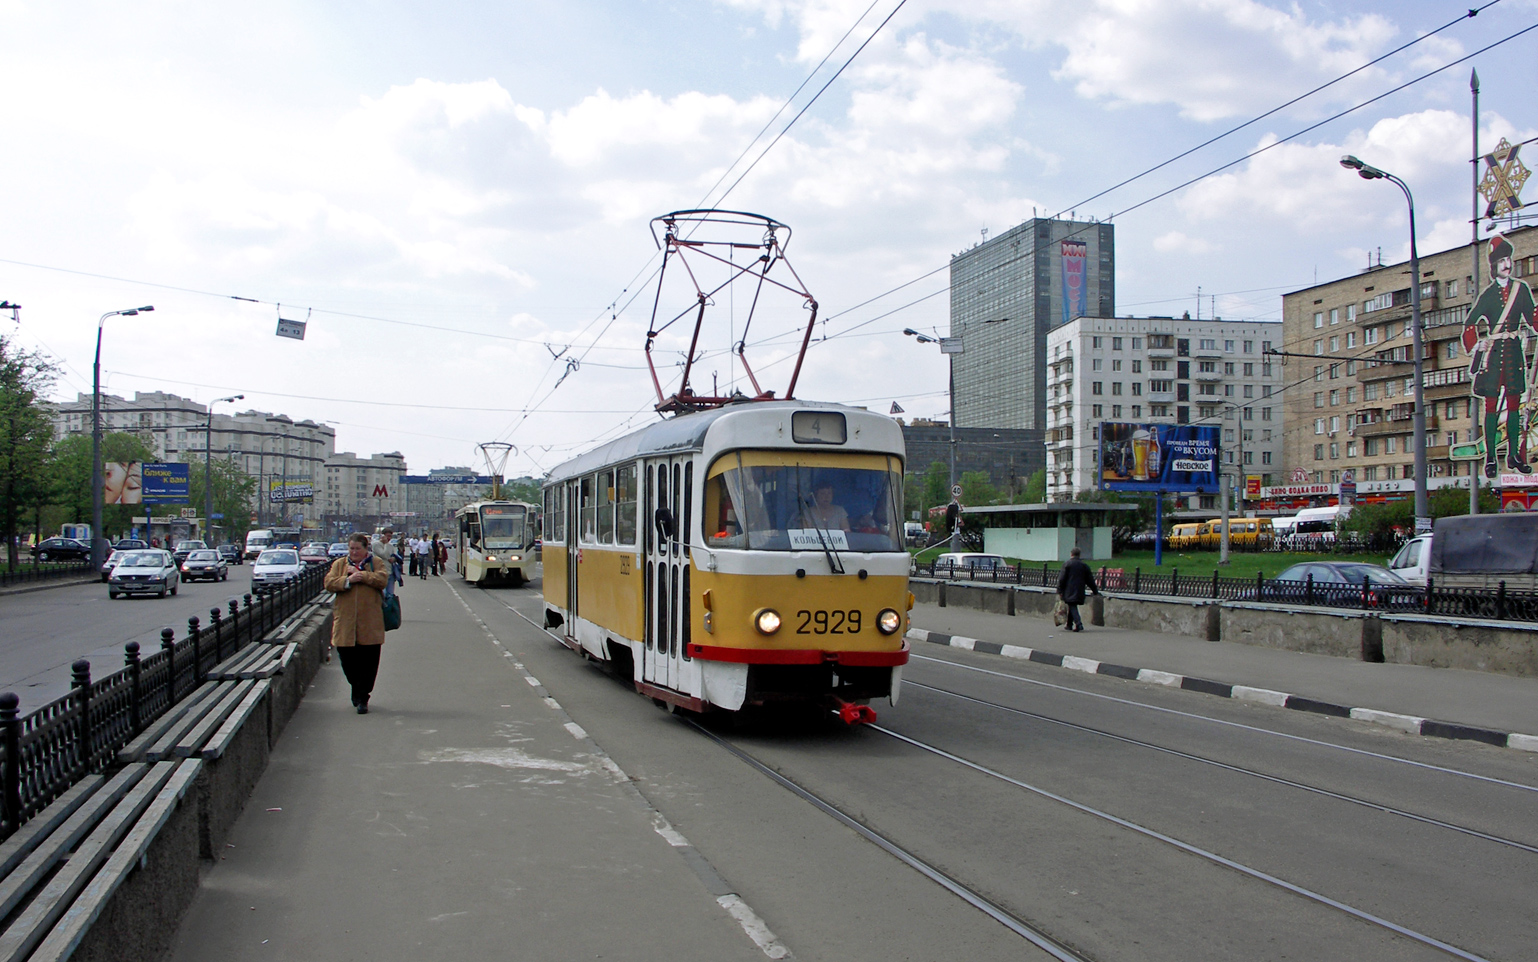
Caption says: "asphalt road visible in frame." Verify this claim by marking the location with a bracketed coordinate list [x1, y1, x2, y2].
[452, 574, 1536, 962]
[0, 562, 257, 710]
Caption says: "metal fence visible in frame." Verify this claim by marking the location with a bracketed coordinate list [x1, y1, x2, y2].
[912, 561, 1538, 622]
[0, 564, 328, 840]
[0, 561, 95, 591]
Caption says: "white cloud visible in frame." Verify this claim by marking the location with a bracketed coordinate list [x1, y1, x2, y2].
[1153, 231, 1213, 254]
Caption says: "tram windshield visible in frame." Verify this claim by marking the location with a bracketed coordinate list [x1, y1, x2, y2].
[705, 454, 903, 553]
[478, 505, 528, 549]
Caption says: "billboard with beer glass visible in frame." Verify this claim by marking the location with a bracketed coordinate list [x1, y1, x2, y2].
[1098, 422, 1221, 493]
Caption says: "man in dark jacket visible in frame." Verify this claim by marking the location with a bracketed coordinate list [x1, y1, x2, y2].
[1056, 547, 1099, 632]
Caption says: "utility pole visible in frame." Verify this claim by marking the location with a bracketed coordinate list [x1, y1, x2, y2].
[1470, 68, 1482, 515]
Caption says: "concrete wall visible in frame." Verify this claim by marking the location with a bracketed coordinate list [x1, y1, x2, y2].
[912, 577, 1535, 676]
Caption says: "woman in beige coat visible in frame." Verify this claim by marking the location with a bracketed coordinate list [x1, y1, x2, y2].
[325, 532, 389, 713]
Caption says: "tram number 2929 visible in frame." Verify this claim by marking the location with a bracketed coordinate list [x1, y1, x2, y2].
[796, 609, 861, 634]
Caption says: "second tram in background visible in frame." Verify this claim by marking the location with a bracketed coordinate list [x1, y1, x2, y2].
[455, 500, 539, 586]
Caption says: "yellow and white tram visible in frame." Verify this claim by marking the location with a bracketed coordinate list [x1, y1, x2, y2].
[542, 401, 911, 720]
[455, 500, 539, 587]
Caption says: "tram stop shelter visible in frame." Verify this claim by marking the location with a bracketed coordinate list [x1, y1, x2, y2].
[962, 503, 1139, 562]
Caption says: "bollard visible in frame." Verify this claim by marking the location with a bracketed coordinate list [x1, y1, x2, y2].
[1255, 570, 1263, 601]
[188, 616, 202, 684]
[1171, 568, 1179, 597]
[1305, 573, 1314, 606]
[0, 692, 19, 832]
[1362, 575, 1371, 610]
[124, 642, 142, 734]
[1211, 570, 1220, 599]
[1133, 567, 1141, 594]
[1497, 580, 1508, 620]
[1424, 576, 1434, 614]
[211, 606, 224, 663]
[161, 627, 177, 702]
[228, 598, 241, 649]
[71, 660, 92, 776]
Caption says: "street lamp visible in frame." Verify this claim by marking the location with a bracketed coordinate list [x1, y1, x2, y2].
[1340, 155, 1428, 530]
[204, 395, 244, 544]
[91, 305, 154, 567]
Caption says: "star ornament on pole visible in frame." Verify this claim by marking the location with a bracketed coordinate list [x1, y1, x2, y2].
[1478, 137, 1530, 221]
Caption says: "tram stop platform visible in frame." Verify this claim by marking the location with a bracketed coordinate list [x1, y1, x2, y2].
[163, 572, 768, 962]
[908, 602, 1538, 748]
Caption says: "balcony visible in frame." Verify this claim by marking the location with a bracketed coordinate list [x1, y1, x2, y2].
[1146, 345, 1176, 358]
[1193, 345, 1223, 359]
[1353, 413, 1438, 438]
[1193, 369, 1224, 381]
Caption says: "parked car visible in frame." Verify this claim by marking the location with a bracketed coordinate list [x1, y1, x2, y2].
[114, 539, 148, 550]
[180, 549, 228, 583]
[108, 550, 178, 599]
[171, 540, 207, 565]
[327, 542, 349, 559]
[299, 543, 332, 566]
[1247, 562, 1412, 606]
[217, 544, 243, 565]
[932, 552, 1012, 578]
[31, 537, 89, 563]
[251, 548, 303, 594]
[100, 549, 124, 582]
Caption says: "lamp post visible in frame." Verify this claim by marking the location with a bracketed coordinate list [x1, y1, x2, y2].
[91, 306, 154, 567]
[1341, 155, 1429, 530]
[204, 395, 243, 544]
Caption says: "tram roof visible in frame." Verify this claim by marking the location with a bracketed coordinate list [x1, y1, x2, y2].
[545, 400, 903, 483]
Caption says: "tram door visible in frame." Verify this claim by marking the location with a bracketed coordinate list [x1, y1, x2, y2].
[565, 481, 580, 626]
[644, 457, 692, 690]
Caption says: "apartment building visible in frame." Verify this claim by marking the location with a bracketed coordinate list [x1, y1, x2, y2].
[1280, 226, 1538, 487]
[321, 451, 408, 525]
[48, 392, 335, 519]
[1045, 316, 1284, 505]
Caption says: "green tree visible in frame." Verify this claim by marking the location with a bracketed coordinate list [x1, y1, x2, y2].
[1017, 468, 1046, 504]
[959, 470, 999, 506]
[188, 457, 259, 545]
[501, 476, 542, 503]
[0, 337, 58, 567]
[920, 461, 949, 514]
[1343, 486, 1499, 539]
[47, 432, 158, 542]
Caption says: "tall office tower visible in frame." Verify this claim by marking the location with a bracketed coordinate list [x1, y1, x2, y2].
[950, 218, 1115, 430]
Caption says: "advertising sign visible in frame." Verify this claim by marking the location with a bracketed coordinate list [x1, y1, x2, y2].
[268, 480, 314, 504]
[1098, 422, 1221, 493]
[1245, 475, 1262, 498]
[103, 462, 142, 504]
[1060, 239, 1088, 323]
[140, 463, 189, 505]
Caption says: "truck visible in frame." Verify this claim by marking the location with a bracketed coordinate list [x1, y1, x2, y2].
[244, 529, 275, 560]
[1427, 513, 1538, 591]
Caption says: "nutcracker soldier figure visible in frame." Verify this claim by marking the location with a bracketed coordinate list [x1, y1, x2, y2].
[1463, 234, 1538, 478]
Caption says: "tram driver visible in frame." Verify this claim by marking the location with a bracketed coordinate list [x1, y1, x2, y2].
[800, 478, 851, 532]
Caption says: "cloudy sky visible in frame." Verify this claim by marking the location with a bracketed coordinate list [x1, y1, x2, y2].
[3, 0, 1536, 479]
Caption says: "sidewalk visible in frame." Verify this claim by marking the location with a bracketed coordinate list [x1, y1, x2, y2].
[908, 602, 1538, 747]
[165, 574, 767, 962]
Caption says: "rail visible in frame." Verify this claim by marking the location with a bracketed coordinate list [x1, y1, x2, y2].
[912, 560, 1538, 623]
[0, 564, 328, 840]
[0, 561, 95, 591]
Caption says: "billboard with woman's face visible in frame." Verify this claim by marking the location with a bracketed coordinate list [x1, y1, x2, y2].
[103, 462, 143, 504]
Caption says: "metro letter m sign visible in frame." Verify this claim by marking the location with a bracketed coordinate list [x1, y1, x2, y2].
[373, 484, 389, 497]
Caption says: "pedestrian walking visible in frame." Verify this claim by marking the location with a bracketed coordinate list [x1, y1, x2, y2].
[438, 538, 448, 576]
[406, 536, 419, 577]
[324, 533, 389, 713]
[1055, 546, 1100, 633]
[430, 532, 441, 576]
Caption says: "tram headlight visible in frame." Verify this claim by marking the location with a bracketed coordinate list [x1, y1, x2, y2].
[877, 608, 902, 635]
[754, 608, 782, 635]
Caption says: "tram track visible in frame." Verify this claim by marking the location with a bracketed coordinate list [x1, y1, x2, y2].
[910, 653, 1538, 794]
[904, 679, 1538, 856]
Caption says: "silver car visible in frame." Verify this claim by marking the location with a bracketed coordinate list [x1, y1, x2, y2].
[108, 550, 179, 599]
[251, 548, 303, 594]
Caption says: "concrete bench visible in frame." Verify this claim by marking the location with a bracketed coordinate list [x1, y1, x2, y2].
[205, 642, 296, 681]
[0, 759, 200, 962]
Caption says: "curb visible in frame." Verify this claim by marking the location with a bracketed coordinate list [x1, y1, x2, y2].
[0, 575, 98, 597]
[905, 627, 1538, 754]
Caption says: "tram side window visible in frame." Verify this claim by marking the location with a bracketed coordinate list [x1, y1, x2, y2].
[598, 469, 616, 544]
[580, 476, 596, 544]
[546, 487, 564, 543]
[615, 464, 637, 545]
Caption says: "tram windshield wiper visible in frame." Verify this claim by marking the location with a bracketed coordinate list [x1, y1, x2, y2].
[799, 494, 845, 575]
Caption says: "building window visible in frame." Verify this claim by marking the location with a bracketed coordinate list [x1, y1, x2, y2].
[1199, 384, 1217, 396]
[1111, 382, 1123, 395]
[1365, 327, 1378, 345]
[1243, 451, 1254, 464]
[1386, 437, 1396, 454]
[1242, 407, 1253, 420]
[1329, 390, 1339, 406]
[1314, 392, 1324, 408]
[1330, 308, 1340, 325]
[1345, 360, 1356, 375]
[1242, 362, 1253, 376]
[1345, 386, 1356, 403]
[1364, 382, 1378, 401]
[1150, 404, 1168, 416]
[1112, 337, 1123, 350]
[1363, 465, 1376, 480]
[1092, 336, 1102, 348]
[1314, 340, 1324, 355]
[1200, 338, 1217, 350]
[1222, 361, 1234, 375]
[1347, 441, 1358, 458]
[1132, 337, 1142, 349]
[1445, 341, 1459, 360]
[1314, 444, 1325, 460]
[1225, 429, 1235, 442]
[1330, 443, 1340, 459]
[1199, 360, 1216, 373]
[1314, 312, 1324, 329]
[1329, 336, 1339, 352]
[1092, 404, 1103, 417]
[1131, 405, 1142, 418]
[1150, 359, 1169, 372]
[1347, 304, 1357, 322]
[1131, 382, 1142, 396]
[1346, 331, 1357, 348]
[1112, 359, 1123, 371]
[1092, 382, 1103, 395]
[1150, 379, 1172, 392]
[1364, 438, 1378, 456]
[1262, 451, 1272, 464]
[1224, 384, 1235, 397]
[1262, 362, 1273, 376]
[1262, 340, 1273, 354]
[1112, 405, 1122, 417]
[1225, 340, 1235, 352]
[1092, 358, 1102, 371]
[1261, 407, 1272, 421]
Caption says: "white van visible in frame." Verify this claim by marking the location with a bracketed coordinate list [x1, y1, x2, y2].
[244, 528, 275, 560]
[1292, 505, 1349, 543]
[1387, 534, 1431, 585]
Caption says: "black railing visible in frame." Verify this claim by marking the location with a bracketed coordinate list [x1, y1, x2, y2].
[0, 564, 326, 840]
[913, 561, 1531, 622]
[0, 561, 95, 591]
